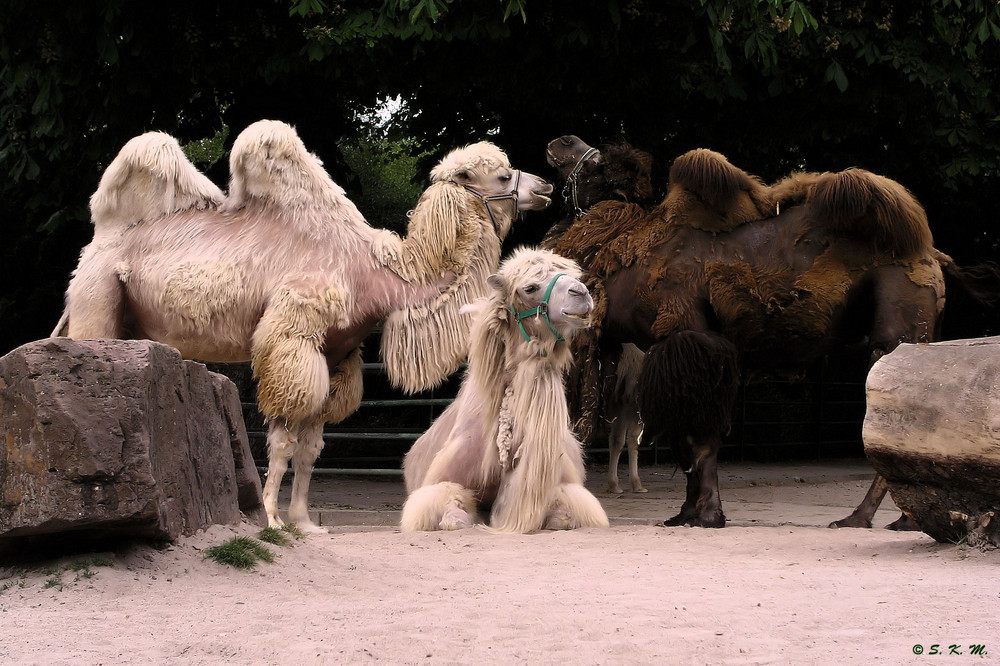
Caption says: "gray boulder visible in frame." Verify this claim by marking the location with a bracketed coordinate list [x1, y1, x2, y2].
[0, 338, 265, 551]
[864, 337, 1000, 547]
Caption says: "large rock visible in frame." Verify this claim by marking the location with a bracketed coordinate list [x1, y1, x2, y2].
[864, 337, 1000, 547]
[0, 338, 265, 550]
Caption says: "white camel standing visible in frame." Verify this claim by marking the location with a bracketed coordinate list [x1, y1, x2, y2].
[401, 247, 610, 532]
[54, 119, 553, 531]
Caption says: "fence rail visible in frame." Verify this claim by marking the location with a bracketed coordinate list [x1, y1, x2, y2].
[215, 349, 868, 472]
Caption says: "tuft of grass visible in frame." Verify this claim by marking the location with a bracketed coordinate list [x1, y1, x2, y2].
[281, 523, 307, 540]
[0, 571, 27, 595]
[39, 557, 115, 591]
[204, 537, 276, 570]
[257, 527, 292, 547]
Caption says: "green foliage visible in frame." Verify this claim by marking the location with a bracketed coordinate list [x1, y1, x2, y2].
[182, 127, 230, 169]
[340, 137, 431, 234]
[1, 0, 998, 355]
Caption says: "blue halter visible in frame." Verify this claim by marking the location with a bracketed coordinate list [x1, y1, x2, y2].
[509, 273, 567, 343]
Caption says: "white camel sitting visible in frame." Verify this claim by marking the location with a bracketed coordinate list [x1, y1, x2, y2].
[401, 248, 610, 532]
[54, 119, 553, 531]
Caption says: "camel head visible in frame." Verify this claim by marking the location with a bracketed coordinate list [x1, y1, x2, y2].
[431, 142, 553, 238]
[489, 248, 593, 344]
[546, 135, 654, 215]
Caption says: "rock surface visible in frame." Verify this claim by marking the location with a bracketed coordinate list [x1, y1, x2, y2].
[864, 337, 1000, 547]
[0, 338, 265, 550]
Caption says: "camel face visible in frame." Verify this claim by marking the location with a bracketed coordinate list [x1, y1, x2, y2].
[546, 135, 600, 175]
[531, 273, 593, 334]
[493, 263, 594, 342]
[546, 135, 654, 214]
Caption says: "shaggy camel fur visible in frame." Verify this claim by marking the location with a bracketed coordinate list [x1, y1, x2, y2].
[543, 135, 656, 493]
[401, 248, 610, 532]
[548, 143, 959, 529]
[55, 120, 553, 530]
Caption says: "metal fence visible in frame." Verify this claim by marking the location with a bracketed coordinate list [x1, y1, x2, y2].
[213, 346, 868, 473]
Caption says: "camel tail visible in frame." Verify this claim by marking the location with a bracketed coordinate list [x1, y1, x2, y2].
[50, 307, 69, 338]
[89, 132, 223, 234]
[936, 250, 1000, 338]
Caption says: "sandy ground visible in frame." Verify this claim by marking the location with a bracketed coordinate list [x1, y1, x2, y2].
[1, 459, 997, 665]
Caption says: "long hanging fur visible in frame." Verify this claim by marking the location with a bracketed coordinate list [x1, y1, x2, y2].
[401, 248, 609, 533]
[637, 330, 740, 443]
[381, 143, 515, 393]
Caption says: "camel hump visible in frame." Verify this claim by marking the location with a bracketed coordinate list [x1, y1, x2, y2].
[808, 168, 933, 257]
[222, 119, 348, 213]
[665, 148, 773, 232]
[89, 131, 223, 233]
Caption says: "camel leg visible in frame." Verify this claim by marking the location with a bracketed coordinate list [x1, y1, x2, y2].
[544, 483, 611, 530]
[261, 421, 294, 528]
[625, 415, 647, 493]
[829, 473, 919, 530]
[400, 482, 479, 531]
[606, 419, 627, 494]
[286, 418, 326, 533]
[664, 435, 725, 528]
[638, 331, 738, 529]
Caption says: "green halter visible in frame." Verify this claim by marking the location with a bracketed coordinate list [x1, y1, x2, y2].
[509, 273, 567, 343]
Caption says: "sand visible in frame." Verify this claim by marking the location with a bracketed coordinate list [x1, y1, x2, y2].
[1, 460, 997, 665]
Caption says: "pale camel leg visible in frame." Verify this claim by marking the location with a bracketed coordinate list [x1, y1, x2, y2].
[400, 482, 478, 531]
[261, 421, 294, 528]
[544, 483, 610, 530]
[287, 418, 326, 533]
[625, 417, 647, 493]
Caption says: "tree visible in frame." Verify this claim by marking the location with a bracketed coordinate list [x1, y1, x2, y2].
[2, 0, 997, 353]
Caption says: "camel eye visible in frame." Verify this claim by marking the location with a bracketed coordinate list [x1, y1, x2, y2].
[523, 284, 539, 294]
[499, 173, 512, 182]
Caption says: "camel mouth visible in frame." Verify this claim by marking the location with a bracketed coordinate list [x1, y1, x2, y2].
[560, 312, 592, 327]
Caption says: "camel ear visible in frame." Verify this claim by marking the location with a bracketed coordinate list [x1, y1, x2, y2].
[487, 273, 508, 294]
[450, 169, 472, 185]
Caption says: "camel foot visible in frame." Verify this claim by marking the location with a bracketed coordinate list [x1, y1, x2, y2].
[292, 519, 328, 535]
[439, 504, 474, 531]
[543, 507, 573, 530]
[266, 513, 284, 529]
[828, 514, 873, 529]
[886, 513, 921, 531]
[663, 510, 726, 529]
[632, 485, 648, 494]
[607, 483, 625, 495]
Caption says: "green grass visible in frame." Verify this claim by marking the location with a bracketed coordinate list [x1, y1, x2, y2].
[38, 557, 114, 591]
[204, 524, 308, 570]
[204, 536, 277, 570]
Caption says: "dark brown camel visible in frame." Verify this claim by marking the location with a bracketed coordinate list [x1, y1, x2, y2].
[546, 135, 999, 529]
[542, 137, 657, 493]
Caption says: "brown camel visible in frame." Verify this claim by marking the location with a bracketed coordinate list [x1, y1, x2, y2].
[542, 136, 657, 494]
[546, 135, 998, 529]
[54, 120, 553, 531]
